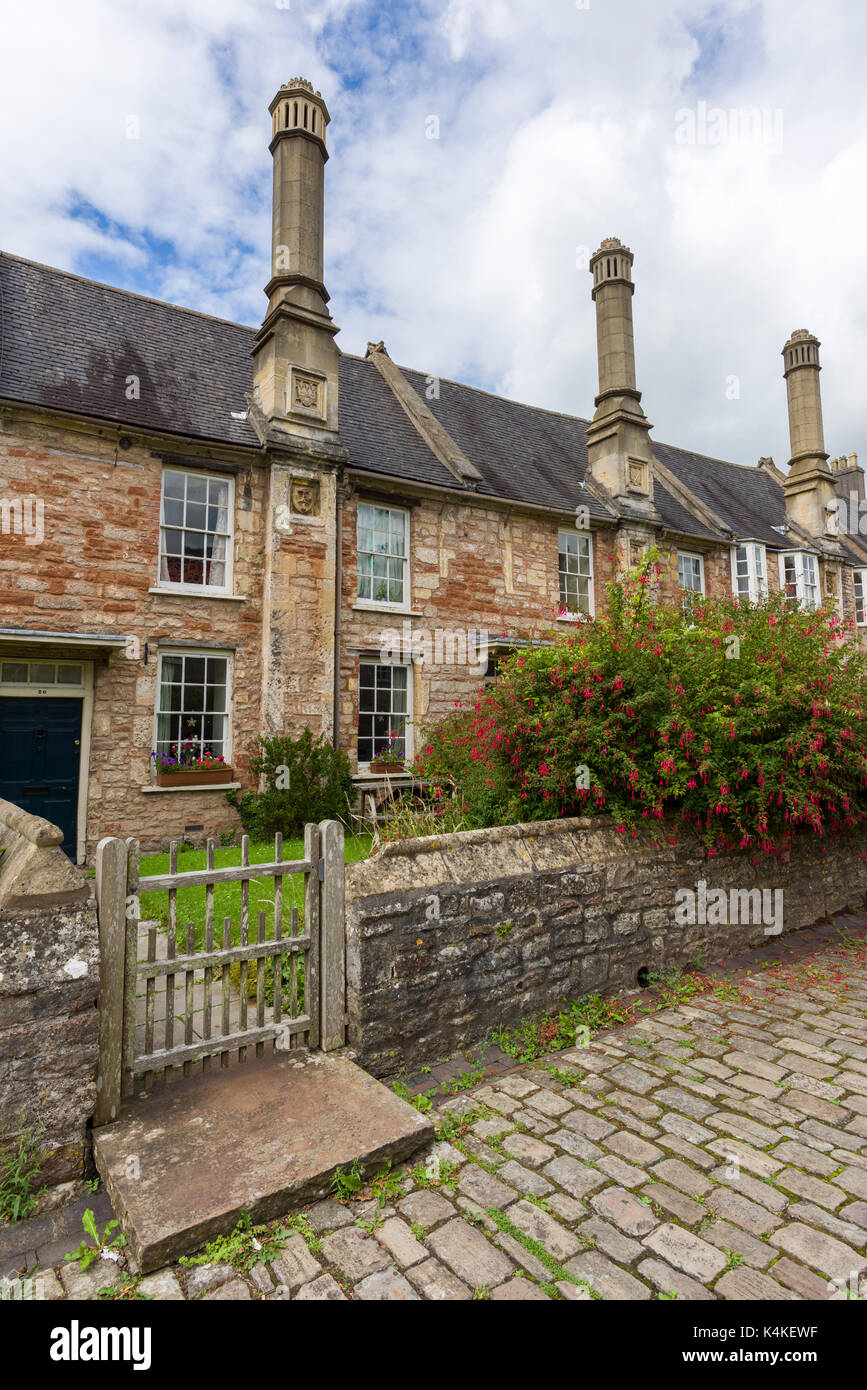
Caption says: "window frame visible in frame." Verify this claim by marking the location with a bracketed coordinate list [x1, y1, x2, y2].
[157, 467, 235, 597]
[731, 543, 768, 603]
[356, 659, 413, 769]
[677, 551, 705, 610]
[855, 569, 867, 626]
[355, 502, 411, 612]
[557, 529, 595, 621]
[152, 647, 234, 770]
[779, 550, 821, 610]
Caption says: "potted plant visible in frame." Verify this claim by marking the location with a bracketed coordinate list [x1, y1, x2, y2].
[369, 731, 405, 775]
[152, 742, 233, 788]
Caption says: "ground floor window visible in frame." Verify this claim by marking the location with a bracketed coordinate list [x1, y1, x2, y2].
[155, 650, 230, 763]
[357, 662, 410, 764]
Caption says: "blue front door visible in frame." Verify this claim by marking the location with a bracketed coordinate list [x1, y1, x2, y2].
[0, 698, 82, 857]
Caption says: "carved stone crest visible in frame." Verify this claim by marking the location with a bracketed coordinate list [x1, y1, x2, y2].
[628, 460, 648, 492]
[293, 375, 320, 411]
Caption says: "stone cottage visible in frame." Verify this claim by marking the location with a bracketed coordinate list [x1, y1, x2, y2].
[0, 78, 865, 859]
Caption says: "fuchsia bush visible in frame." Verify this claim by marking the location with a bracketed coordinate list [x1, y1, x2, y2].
[414, 552, 867, 853]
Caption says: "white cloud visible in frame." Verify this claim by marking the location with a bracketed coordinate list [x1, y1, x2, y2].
[1, 0, 866, 470]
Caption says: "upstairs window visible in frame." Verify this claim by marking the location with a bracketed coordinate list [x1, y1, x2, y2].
[855, 570, 867, 626]
[558, 531, 594, 617]
[678, 552, 705, 612]
[159, 469, 233, 593]
[357, 503, 409, 608]
[780, 551, 820, 609]
[732, 543, 767, 602]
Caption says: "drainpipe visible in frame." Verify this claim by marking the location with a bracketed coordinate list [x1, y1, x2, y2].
[332, 483, 343, 747]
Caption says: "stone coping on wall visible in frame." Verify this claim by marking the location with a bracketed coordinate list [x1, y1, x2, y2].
[0, 797, 90, 909]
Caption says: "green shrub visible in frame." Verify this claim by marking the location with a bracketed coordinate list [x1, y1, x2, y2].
[227, 728, 352, 839]
[413, 549, 867, 853]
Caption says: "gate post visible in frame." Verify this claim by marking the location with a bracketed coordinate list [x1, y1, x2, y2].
[319, 819, 345, 1052]
[94, 836, 129, 1127]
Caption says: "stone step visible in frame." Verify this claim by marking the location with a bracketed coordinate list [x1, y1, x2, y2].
[93, 1050, 433, 1273]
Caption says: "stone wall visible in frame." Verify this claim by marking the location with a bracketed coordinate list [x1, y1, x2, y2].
[0, 800, 99, 1184]
[345, 816, 867, 1078]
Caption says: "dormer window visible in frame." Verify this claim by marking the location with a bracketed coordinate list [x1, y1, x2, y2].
[731, 543, 767, 602]
[779, 551, 820, 610]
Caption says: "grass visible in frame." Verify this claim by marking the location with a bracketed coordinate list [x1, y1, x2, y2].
[139, 832, 372, 949]
[0, 1127, 44, 1223]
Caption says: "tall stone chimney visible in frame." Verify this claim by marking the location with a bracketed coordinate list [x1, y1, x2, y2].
[253, 81, 345, 749]
[781, 330, 839, 541]
[251, 78, 341, 453]
[585, 238, 658, 524]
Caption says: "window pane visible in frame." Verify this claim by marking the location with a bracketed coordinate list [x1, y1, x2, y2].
[1, 662, 28, 682]
[31, 663, 56, 683]
[56, 664, 83, 685]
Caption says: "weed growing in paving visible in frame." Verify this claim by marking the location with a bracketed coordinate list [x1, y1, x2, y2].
[330, 1159, 365, 1201]
[484, 1207, 596, 1300]
[98, 1277, 153, 1301]
[65, 1210, 125, 1272]
[178, 1211, 319, 1273]
[0, 1126, 44, 1223]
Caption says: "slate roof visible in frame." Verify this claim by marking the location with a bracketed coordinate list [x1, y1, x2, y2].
[0, 251, 796, 546]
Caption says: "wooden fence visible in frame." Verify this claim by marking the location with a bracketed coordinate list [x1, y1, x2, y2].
[94, 819, 345, 1127]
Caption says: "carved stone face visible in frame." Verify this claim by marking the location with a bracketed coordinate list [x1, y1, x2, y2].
[291, 478, 319, 516]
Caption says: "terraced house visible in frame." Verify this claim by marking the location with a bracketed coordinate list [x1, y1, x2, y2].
[0, 78, 864, 862]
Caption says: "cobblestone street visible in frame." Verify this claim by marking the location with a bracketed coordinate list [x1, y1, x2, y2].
[6, 918, 867, 1302]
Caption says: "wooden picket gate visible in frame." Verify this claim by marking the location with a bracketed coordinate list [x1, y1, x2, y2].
[94, 819, 345, 1128]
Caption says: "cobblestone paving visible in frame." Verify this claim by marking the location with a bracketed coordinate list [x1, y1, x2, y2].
[6, 922, 867, 1301]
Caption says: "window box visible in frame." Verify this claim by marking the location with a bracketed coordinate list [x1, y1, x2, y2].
[368, 758, 406, 774]
[156, 766, 234, 788]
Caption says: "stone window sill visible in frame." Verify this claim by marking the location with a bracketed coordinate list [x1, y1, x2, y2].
[140, 782, 241, 794]
[352, 603, 423, 618]
[148, 588, 246, 602]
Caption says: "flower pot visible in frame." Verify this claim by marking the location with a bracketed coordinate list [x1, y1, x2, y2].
[369, 760, 405, 775]
[156, 766, 233, 788]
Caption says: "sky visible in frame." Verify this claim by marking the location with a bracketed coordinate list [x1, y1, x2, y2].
[1, 0, 865, 471]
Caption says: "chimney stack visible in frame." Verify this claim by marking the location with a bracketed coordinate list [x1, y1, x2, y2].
[585, 238, 658, 522]
[781, 329, 838, 541]
[252, 79, 341, 446]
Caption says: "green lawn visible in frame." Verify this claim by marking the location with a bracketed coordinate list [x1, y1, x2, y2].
[139, 832, 372, 949]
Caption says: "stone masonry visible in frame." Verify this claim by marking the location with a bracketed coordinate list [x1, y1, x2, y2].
[4, 917, 865, 1300]
[0, 799, 99, 1183]
[345, 817, 867, 1079]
